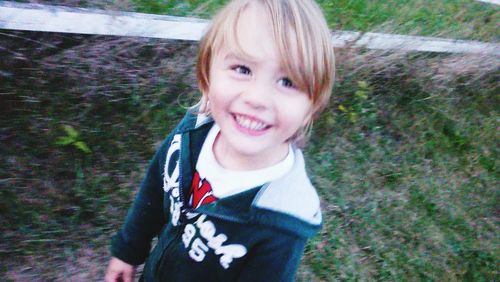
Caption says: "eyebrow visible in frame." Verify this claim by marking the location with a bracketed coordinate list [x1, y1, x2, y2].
[223, 52, 258, 64]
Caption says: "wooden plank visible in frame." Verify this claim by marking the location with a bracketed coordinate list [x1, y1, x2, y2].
[1, 1, 499, 55]
[477, 0, 500, 5]
[0, 1, 209, 41]
[355, 32, 500, 55]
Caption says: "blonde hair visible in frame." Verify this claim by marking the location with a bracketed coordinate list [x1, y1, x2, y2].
[196, 0, 335, 144]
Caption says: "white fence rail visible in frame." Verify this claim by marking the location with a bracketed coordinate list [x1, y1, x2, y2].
[477, 0, 500, 5]
[1, 1, 499, 56]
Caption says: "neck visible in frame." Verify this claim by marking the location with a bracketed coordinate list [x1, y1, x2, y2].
[212, 133, 289, 171]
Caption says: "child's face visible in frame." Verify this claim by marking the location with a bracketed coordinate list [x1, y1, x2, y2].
[206, 3, 312, 169]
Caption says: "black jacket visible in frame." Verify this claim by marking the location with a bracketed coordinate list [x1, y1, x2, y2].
[111, 111, 322, 281]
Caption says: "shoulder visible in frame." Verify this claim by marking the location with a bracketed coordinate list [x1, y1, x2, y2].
[156, 109, 213, 166]
[175, 108, 213, 133]
[159, 109, 214, 152]
[251, 149, 322, 238]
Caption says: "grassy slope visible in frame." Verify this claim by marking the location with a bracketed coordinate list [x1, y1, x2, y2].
[0, 35, 198, 279]
[1, 0, 499, 280]
[126, 0, 500, 41]
[300, 51, 499, 280]
[15, 0, 499, 40]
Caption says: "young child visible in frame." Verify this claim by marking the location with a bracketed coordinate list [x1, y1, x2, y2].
[105, 0, 335, 281]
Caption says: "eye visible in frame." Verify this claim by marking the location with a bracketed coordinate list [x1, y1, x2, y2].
[278, 77, 294, 89]
[232, 65, 251, 75]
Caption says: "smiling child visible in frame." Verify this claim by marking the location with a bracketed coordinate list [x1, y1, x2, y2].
[105, 0, 335, 281]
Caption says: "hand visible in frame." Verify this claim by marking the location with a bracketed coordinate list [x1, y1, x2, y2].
[105, 257, 136, 282]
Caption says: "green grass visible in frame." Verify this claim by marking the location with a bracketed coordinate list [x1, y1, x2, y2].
[16, 0, 499, 41]
[1, 7, 499, 281]
[298, 51, 499, 281]
[123, 0, 500, 41]
[317, 0, 500, 41]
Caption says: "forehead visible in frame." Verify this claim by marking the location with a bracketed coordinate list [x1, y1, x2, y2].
[209, 0, 310, 92]
[219, 3, 304, 60]
[219, 3, 278, 62]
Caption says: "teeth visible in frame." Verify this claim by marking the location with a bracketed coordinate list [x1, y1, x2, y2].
[235, 115, 267, 130]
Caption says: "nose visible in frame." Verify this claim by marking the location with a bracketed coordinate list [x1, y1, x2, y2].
[242, 80, 272, 110]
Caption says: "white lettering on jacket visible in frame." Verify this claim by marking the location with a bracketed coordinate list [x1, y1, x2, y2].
[182, 214, 247, 269]
[163, 134, 183, 226]
[164, 134, 247, 268]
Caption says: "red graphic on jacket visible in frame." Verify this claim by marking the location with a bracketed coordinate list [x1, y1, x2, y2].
[189, 171, 218, 209]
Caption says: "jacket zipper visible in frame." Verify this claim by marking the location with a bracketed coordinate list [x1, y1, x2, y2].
[154, 134, 187, 278]
[177, 132, 248, 223]
[154, 225, 184, 278]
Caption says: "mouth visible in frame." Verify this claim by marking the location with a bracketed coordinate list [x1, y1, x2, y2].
[232, 113, 272, 135]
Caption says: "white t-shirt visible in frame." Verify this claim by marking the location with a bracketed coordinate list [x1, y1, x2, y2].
[196, 124, 295, 199]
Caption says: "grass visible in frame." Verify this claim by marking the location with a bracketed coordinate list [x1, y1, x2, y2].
[123, 0, 500, 41]
[1, 1, 499, 280]
[317, 0, 500, 41]
[1, 31, 498, 280]
[300, 52, 499, 280]
[0, 33, 198, 279]
[53, 0, 499, 42]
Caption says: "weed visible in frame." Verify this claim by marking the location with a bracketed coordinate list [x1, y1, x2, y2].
[55, 125, 92, 154]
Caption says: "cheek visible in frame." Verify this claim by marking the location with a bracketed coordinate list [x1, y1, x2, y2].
[288, 96, 312, 116]
[208, 78, 240, 104]
[207, 86, 226, 108]
[290, 99, 313, 129]
[207, 86, 233, 115]
[279, 104, 310, 131]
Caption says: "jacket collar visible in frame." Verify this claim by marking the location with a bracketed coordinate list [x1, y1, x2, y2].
[176, 109, 212, 133]
[176, 110, 322, 238]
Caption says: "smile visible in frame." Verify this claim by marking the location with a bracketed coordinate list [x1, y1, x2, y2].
[233, 114, 271, 132]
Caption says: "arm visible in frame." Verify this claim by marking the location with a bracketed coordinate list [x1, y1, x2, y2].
[110, 136, 171, 265]
[238, 232, 307, 282]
